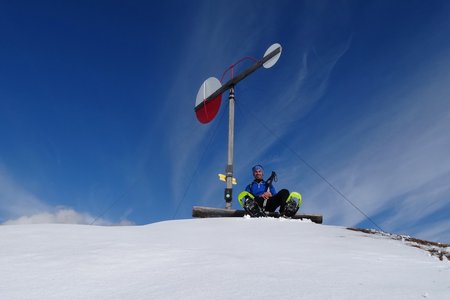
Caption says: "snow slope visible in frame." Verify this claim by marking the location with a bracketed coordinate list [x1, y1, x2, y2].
[1, 218, 449, 299]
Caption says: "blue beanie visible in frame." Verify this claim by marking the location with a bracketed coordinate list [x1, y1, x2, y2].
[252, 164, 264, 172]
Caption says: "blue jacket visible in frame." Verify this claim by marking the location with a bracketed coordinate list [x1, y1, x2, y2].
[245, 180, 276, 197]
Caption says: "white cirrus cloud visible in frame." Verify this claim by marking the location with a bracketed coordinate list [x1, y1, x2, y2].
[0, 165, 134, 226]
[2, 207, 134, 226]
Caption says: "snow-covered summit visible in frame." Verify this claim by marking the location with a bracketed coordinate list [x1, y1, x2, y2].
[1, 218, 449, 299]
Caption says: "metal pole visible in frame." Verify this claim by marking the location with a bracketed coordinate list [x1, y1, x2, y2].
[224, 86, 235, 209]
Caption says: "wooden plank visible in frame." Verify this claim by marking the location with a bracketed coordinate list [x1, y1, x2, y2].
[192, 206, 323, 224]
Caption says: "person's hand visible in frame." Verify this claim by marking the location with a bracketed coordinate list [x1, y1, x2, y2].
[262, 191, 272, 200]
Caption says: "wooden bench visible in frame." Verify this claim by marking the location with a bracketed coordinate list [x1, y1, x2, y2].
[192, 206, 323, 224]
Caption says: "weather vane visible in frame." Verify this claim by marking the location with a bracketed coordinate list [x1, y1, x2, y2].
[194, 43, 282, 209]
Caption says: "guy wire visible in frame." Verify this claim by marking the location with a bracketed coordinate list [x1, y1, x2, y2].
[235, 100, 384, 232]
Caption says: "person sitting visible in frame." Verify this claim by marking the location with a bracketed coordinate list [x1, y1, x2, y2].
[243, 164, 298, 217]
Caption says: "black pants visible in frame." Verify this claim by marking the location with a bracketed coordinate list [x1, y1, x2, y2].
[255, 189, 290, 212]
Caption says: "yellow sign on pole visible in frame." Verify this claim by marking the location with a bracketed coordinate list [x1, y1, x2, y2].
[218, 174, 237, 185]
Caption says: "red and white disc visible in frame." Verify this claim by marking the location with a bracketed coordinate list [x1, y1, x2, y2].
[195, 77, 222, 124]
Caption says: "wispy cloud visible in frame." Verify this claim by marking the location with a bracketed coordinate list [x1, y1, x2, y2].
[295, 50, 450, 242]
[2, 207, 134, 226]
[0, 165, 133, 226]
[0, 165, 50, 219]
[275, 37, 353, 127]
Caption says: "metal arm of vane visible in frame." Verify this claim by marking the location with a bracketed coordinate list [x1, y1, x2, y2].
[194, 46, 281, 112]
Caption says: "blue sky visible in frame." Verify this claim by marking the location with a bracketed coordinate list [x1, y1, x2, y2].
[1, 1, 450, 243]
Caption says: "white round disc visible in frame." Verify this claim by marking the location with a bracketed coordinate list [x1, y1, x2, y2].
[263, 43, 282, 69]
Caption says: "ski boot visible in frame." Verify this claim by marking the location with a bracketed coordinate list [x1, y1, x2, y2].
[243, 197, 266, 217]
[281, 192, 302, 217]
[238, 191, 266, 217]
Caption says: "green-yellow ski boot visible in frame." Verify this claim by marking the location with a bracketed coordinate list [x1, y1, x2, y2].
[281, 192, 302, 217]
[238, 191, 266, 217]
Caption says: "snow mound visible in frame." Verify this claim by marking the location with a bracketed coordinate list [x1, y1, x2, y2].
[1, 218, 449, 299]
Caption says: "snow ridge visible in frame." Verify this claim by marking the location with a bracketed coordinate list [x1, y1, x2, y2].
[1, 218, 449, 299]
